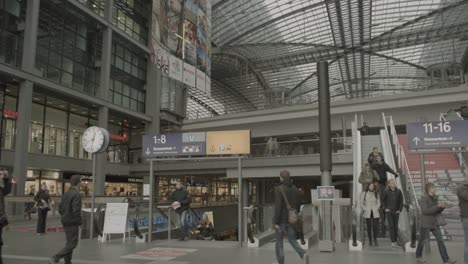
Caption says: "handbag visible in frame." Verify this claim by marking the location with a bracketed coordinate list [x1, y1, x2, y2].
[279, 186, 301, 225]
[436, 214, 447, 226]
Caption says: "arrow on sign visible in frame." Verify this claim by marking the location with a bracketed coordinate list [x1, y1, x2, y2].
[145, 148, 151, 155]
[412, 137, 421, 146]
[210, 145, 215, 152]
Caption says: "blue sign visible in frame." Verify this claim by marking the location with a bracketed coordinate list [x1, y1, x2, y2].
[142, 132, 206, 158]
[407, 120, 468, 149]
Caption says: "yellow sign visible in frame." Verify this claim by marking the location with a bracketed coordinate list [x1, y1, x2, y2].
[206, 130, 251, 155]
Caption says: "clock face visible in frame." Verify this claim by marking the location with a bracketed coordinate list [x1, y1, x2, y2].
[82, 126, 108, 153]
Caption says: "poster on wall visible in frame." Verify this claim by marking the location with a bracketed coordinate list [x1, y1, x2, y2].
[169, 55, 183, 82]
[196, 70, 206, 92]
[184, 0, 197, 23]
[183, 63, 196, 87]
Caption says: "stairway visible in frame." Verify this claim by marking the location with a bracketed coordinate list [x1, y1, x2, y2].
[398, 134, 464, 241]
[361, 135, 383, 166]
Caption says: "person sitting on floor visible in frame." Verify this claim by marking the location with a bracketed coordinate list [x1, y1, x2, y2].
[194, 213, 214, 240]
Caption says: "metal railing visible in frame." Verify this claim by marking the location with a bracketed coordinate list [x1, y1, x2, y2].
[382, 113, 419, 248]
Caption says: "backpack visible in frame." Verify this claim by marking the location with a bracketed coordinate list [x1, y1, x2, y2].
[279, 186, 300, 225]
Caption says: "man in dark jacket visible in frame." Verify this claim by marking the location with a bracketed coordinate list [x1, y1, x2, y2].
[274, 170, 308, 264]
[372, 155, 398, 188]
[457, 172, 468, 264]
[416, 183, 456, 264]
[381, 179, 403, 247]
[171, 181, 191, 241]
[49, 175, 82, 264]
[0, 168, 12, 264]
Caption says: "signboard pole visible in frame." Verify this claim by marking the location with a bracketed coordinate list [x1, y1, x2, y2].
[148, 160, 154, 243]
[237, 157, 242, 247]
[90, 153, 96, 240]
[419, 153, 430, 253]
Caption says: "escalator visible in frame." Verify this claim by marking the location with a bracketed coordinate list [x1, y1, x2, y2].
[351, 114, 418, 252]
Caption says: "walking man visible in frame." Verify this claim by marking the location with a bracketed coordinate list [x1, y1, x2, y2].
[457, 172, 468, 264]
[274, 170, 309, 264]
[381, 179, 403, 247]
[171, 181, 191, 241]
[49, 175, 82, 264]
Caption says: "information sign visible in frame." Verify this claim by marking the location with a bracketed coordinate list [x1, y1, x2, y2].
[317, 186, 335, 200]
[206, 130, 251, 155]
[407, 120, 468, 149]
[142, 132, 206, 158]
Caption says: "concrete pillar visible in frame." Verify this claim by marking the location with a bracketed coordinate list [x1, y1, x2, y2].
[145, 63, 162, 134]
[13, 0, 40, 194]
[93, 0, 113, 196]
[317, 61, 334, 252]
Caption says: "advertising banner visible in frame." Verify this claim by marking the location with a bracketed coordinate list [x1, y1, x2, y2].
[196, 69, 206, 92]
[169, 55, 183, 82]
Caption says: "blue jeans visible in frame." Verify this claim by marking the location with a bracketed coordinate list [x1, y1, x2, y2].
[416, 226, 449, 262]
[275, 224, 306, 264]
[463, 218, 468, 264]
[177, 210, 189, 238]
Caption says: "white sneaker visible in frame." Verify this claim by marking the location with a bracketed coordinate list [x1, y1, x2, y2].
[391, 242, 396, 248]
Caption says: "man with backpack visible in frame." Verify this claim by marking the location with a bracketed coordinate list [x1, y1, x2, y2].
[273, 170, 309, 264]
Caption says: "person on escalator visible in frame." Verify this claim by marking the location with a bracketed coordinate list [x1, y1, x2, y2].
[171, 181, 192, 241]
[368, 147, 384, 167]
[372, 155, 398, 189]
[415, 183, 456, 264]
[359, 163, 380, 190]
[381, 179, 403, 248]
[360, 182, 381, 247]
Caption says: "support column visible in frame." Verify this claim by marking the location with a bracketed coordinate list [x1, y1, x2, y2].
[317, 61, 334, 252]
[145, 63, 162, 134]
[13, 0, 40, 194]
[93, 0, 113, 196]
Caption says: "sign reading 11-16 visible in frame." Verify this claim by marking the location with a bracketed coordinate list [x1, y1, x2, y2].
[406, 120, 468, 149]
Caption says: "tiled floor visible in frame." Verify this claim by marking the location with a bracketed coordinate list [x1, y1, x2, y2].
[2, 229, 465, 264]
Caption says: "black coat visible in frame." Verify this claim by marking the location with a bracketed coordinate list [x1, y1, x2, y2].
[382, 187, 403, 212]
[0, 177, 12, 222]
[373, 162, 397, 184]
[34, 190, 51, 208]
[273, 180, 300, 225]
[171, 188, 191, 213]
[59, 187, 82, 227]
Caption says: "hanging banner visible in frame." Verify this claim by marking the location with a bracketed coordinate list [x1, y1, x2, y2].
[196, 70, 206, 92]
[183, 63, 196, 87]
[169, 56, 183, 82]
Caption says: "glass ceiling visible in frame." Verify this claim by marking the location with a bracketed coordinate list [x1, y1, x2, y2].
[188, 0, 468, 119]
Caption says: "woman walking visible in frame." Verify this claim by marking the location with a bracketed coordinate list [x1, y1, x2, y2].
[360, 182, 381, 246]
[35, 183, 51, 235]
[416, 183, 456, 264]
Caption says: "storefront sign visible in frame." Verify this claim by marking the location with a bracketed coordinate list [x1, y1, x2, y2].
[109, 132, 128, 141]
[3, 109, 18, 119]
[206, 130, 251, 155]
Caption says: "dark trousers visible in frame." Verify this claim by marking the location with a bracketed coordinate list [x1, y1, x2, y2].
[0, 226, 3, 264]
[37, 208, 48, 233]
[54, 226, 79, 264]
[416, 227, 449, 263]
[365, 212, 379, 242]
[386, 211, 399, 242]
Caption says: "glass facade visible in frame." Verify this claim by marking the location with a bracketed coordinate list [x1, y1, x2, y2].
[0, 0, 23, 67]
[112, 0, 149, 44]
[36, 1, 100, 95]
[161, 76, 187, 117]
[77, 0, 106, 17]
[110, 40, 146, 112]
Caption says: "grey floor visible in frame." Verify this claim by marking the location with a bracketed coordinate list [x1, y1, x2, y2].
[2, 224, 465, 264]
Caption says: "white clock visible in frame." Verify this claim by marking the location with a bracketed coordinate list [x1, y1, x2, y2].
[82, 126, 110, 153]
